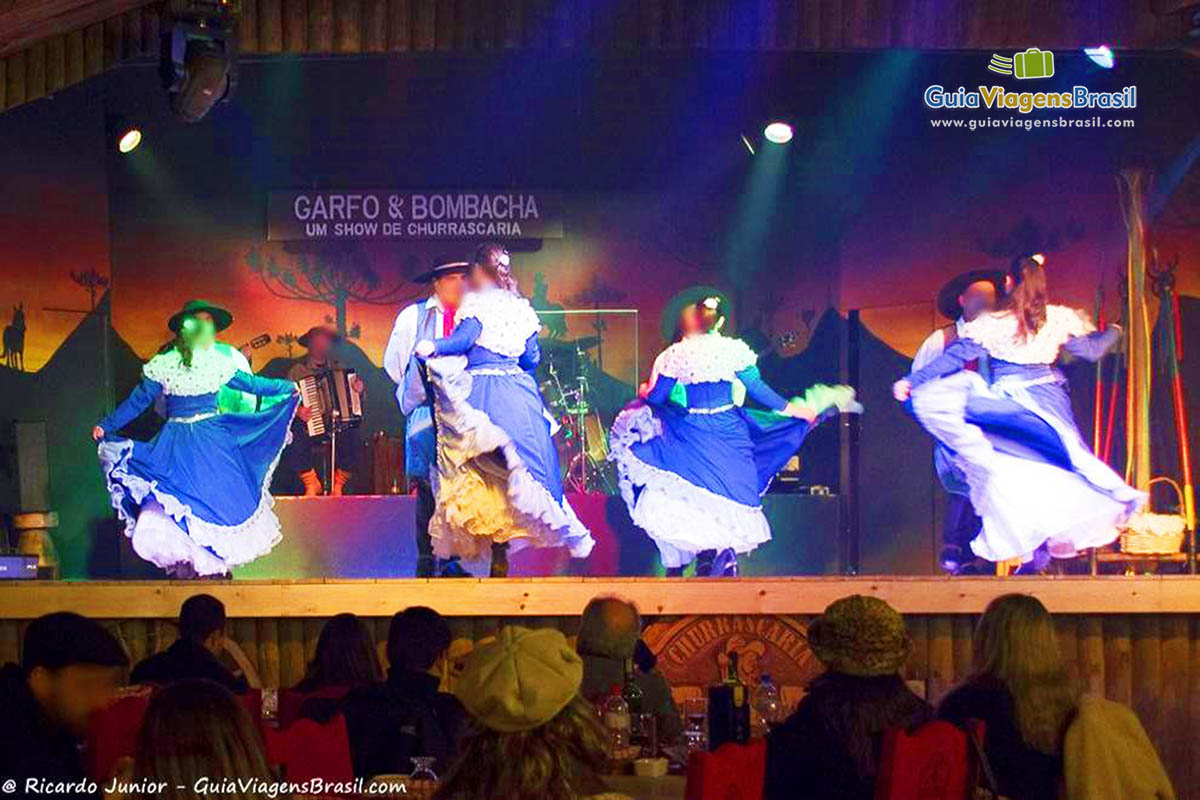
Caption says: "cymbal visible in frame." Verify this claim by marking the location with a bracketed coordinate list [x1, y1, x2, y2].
[540, 335, 601, 352]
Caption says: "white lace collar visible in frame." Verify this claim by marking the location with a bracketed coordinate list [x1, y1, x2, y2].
[657, 333, 758, 384]
[143, 345, 238, 396]
[457, 288, 541, 358]
[961, 305, 1094, 364]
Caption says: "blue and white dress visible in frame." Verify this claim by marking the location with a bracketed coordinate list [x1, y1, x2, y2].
[906, 305, 1146, 562]
[422, 288, 594, 561]
[609, 333, 861, 569]
[97, 345, 299, 575]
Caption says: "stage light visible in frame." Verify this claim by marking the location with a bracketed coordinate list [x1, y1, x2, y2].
[1084, 45, 1115, 69]
[1031, 253, 1046, 265]
[107, 115, 143, 154]
[740, 134, 756, 155]
[160, 2, 240, 123]
[764, 121, 793, 145]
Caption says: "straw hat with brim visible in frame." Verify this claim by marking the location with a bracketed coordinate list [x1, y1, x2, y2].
[936, 269, 1005, 320]
[454, 626, 583, 733]
[168, 299, 233, 333]
[658, 285, 732, 344]
[413, 256, 471, 285]
[807, 595, 912, 677]
[297, 325, 342, 349]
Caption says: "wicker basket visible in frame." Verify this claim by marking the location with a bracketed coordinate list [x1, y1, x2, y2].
[1118, 478, 1188, 555]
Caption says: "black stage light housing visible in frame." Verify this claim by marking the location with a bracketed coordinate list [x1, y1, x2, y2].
[160, 0, 240, 123]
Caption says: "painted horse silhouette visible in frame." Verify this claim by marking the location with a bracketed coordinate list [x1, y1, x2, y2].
[2, 304, 26, 370]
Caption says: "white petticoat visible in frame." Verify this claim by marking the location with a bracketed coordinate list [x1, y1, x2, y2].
[424, 355, 595, 561]
[910, 371, 1146, 562]
[608, 404, 771, 569]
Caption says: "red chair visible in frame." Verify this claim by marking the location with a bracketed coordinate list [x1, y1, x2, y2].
[684, 737, 766, 800]
[874, 720, 987, 800]
[86, 685, 156, 781]
[277, 685, 353, 729]
[261, 714, 354, 784]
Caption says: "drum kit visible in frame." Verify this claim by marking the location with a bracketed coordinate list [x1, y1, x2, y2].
[539, 335, 615, 494]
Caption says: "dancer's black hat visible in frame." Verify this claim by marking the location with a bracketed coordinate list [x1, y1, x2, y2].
[413, 256, 470, 284]
[936, 270, 1005, 320]
[168, 299, 233, 333]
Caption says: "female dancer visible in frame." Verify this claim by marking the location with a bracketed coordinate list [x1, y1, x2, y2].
[414, 243, 593, 576]
[609, 298, 862, 576]
[893, 255, 1145, 568]
[94, 302, 299, 577]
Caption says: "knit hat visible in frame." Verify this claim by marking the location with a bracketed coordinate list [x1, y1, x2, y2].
[21, 612, 129, 673]
[454, 626, 583, 733]
[807, 595, 912, 677]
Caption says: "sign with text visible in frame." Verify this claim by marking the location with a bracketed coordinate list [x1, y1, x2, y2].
[268, 190, 564, 241]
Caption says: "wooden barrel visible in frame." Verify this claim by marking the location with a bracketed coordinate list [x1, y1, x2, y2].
[13, 511, 58, 579]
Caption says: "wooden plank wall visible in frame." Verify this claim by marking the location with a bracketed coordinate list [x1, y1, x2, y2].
[1, 0, 1194, 112]
[0, 611, 1197, 798]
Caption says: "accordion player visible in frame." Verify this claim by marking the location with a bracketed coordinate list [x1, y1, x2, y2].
[296, 368, 364, 438]
[284, 325, 366, 496]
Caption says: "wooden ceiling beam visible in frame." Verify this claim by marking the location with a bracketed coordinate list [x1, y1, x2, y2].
[0, 0, 156, 57]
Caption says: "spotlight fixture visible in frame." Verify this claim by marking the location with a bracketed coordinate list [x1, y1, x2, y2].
[1031, 253, 1046, 265]
[763, 121, 793, 145]
[1083, 45, 1115, 69]
[107, 115, 143, 154]
[160, 0, 240, 123]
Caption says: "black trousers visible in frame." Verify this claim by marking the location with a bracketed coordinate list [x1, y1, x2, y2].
[414, 478, 435, 564]
[943, 492, 982, 551]
[283, 419, 359, 476]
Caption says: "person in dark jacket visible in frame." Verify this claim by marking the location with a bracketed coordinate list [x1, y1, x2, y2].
[0, 613, 128, 799]
[130, 594, 254, 694]
[576, 595, 683, 744]
[937, 594, 1080, 800]
[765, 595, 931, 800]
[339, 606, 467, 777]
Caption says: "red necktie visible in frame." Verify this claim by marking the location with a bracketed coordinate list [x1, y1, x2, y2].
[442, 306, 456, 337]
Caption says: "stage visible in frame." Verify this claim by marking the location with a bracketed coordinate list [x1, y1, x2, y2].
[4, 575, 1199, 618]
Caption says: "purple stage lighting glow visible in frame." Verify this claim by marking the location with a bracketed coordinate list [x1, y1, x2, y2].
[764, 122, 793, 144]
[1084, 45, 1115, 69]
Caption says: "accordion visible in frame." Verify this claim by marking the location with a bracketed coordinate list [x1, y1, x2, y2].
[297, 368, 363, 438]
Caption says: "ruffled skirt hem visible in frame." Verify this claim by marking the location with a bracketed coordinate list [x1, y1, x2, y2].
[425, 356, 595, 561]
[609, 403, 772, 568]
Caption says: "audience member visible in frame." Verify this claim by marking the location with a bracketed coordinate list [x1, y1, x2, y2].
[937, 593, 1076, 800]
[436, 626, 630, 800]
[765, 595, 930, 800]
[0, 613, 128, 800]
[576, 595, 682, 743]
[340, 606, 466, 777]
[292, 612, 382, 693]
[1061, 693, 1174, 800]
[130, 594, 257, 693]
[128, 679, 273, 800]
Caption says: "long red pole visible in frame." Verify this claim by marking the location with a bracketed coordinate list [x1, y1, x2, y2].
[1167, 287, 1195, 531]
[1093, 288, 1105, 455]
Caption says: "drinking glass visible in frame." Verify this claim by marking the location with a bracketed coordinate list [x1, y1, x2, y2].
[682, 696, 708, 753]
[410, 756, 438, 783]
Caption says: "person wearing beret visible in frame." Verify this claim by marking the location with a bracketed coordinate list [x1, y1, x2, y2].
[0, 613, 128, 800]
[912, 269, 1003, 574]
[93, 300, 300, 577]
[284, 325, 365, 496]
[436, 626, 631, 800]
[764, 595, 931, 800]
[383, 256, 471, 578]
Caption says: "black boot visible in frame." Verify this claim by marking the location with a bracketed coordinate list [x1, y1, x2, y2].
[490, 542, 509, 577]
[416, 555, 437, 578]
[694, 549, 717, 577]
[439, 557, 470, 578]
[712, 548, 739, 577]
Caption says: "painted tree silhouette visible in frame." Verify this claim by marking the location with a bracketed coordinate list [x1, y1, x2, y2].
[70, 269, 109, 310]
[276, 332, 298, 357]
[246, 244, 407, 336]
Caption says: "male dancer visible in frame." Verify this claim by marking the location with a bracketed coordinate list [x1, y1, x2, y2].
[383, 257, 470, 577]
[913, 269, 1003, 574]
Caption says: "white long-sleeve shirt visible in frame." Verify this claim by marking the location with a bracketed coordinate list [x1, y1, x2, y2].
[382, 296, 450, 392]
[912, 318, 965, 371]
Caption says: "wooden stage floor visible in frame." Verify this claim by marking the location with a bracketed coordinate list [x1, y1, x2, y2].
[2, 575, 1199, 618]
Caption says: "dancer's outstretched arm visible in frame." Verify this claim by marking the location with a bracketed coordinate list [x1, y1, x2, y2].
[735, 366, 788, 411]
[906, 338, 988, 388]
[1062, 325, 1121, 362]
[227, 371, 297, 398]
[94, 378, 164, 439]
[643, 374, 677, 406]
[518, 333, 541, 374]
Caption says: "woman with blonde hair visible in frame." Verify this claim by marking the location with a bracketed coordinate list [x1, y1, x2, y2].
[938, 594, 1079, 800]
[130, 679, 275, 800]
